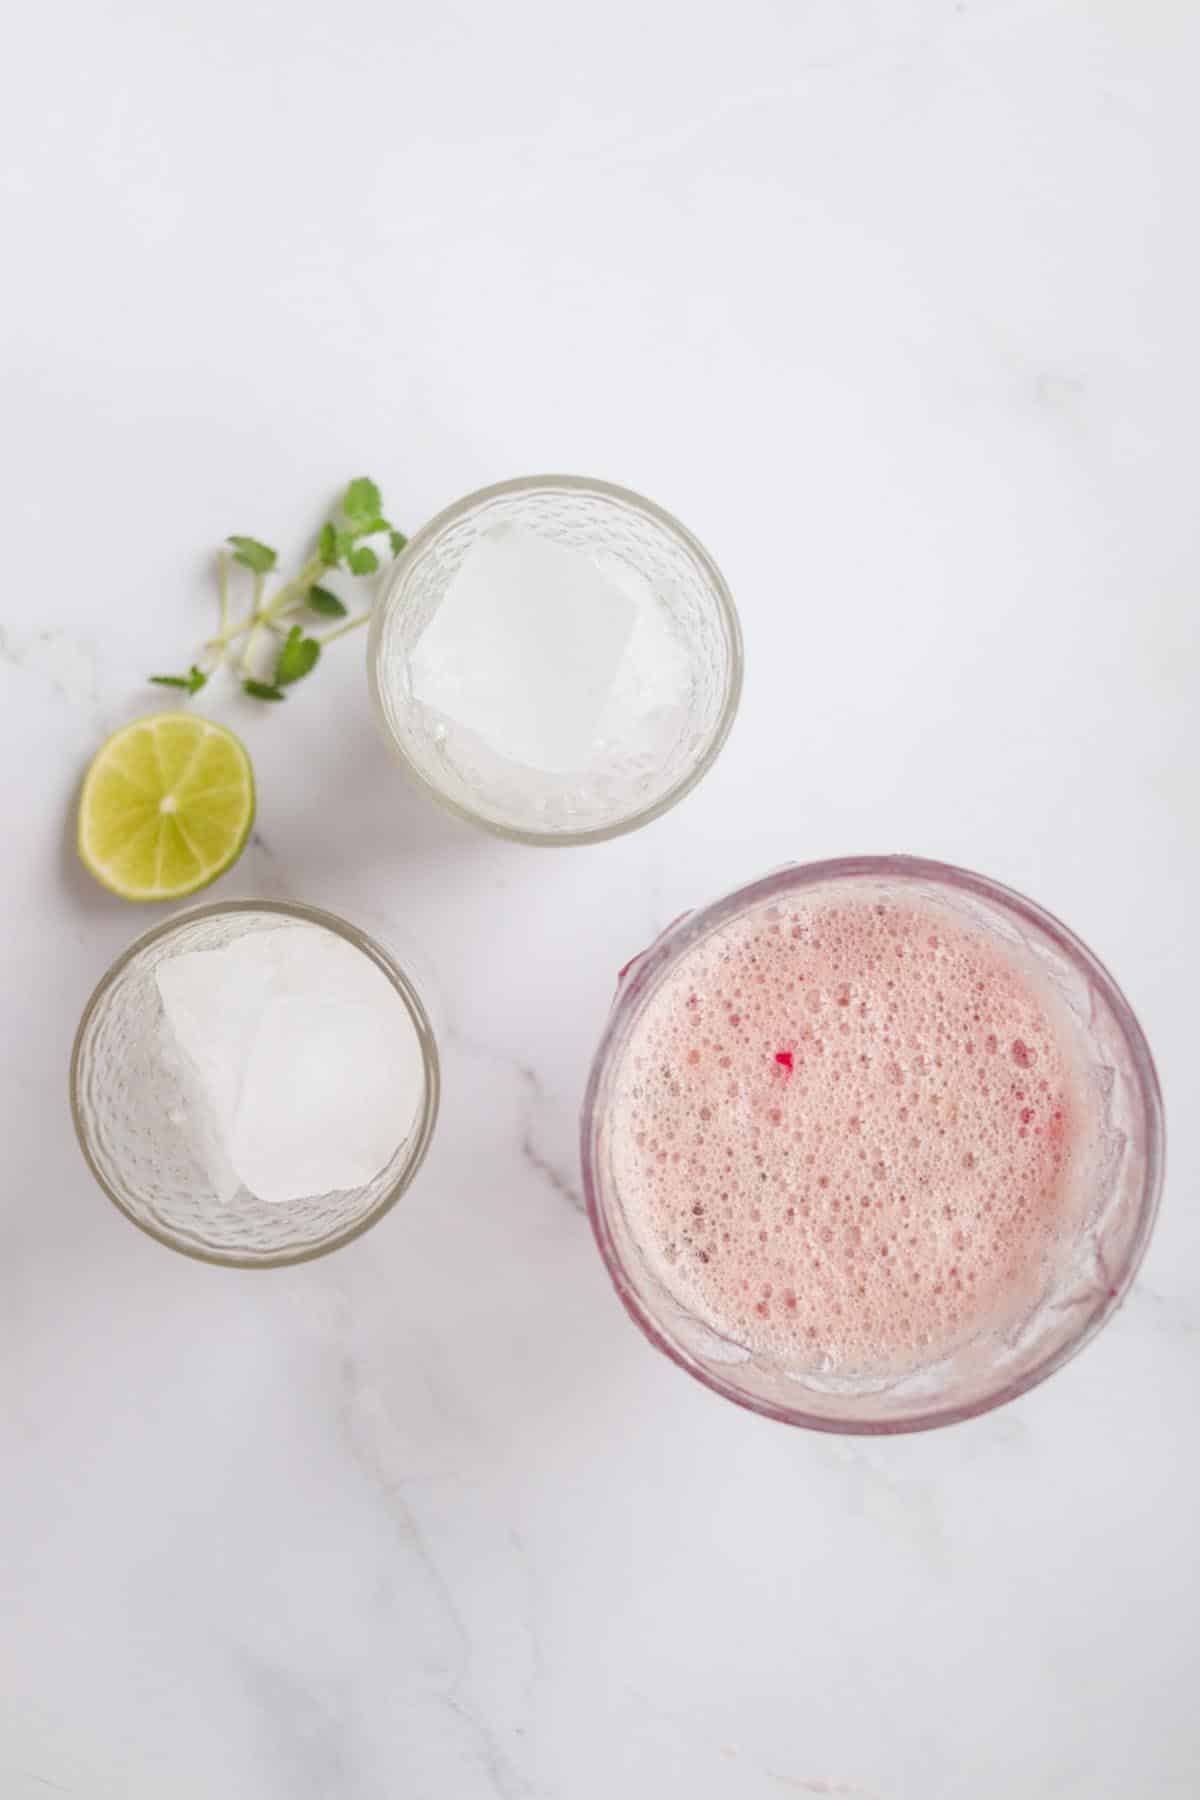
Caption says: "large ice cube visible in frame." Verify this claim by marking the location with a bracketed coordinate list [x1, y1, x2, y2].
[156, 933, 281, 1202]
[156, 924, 425, 1205]
[157, 933, 280, 1144]
[230, 934, 424, 1205]
[409, 524, 637, 773]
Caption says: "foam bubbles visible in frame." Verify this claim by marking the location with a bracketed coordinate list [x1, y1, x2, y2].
[609, 892, 1089, 1374]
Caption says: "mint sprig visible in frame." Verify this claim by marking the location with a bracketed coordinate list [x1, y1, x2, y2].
[149, 476, 407, 705]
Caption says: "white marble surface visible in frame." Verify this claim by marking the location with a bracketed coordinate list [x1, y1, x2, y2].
[1, 2, 1197, 1795]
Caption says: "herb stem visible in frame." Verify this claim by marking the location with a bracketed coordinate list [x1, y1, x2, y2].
[204, 615, 259, 651]
[261, 554, 327, 622]
[317, 612, 372, 645]
[240, 574, 268, 676]
[204, 554, 328, 657]
[216, 550, 231, 637]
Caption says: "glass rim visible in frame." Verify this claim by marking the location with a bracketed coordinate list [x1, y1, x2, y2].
[367, 473, 744, 846]
[69, 898, 442, 1270]
[580, 854, 1166, 1434]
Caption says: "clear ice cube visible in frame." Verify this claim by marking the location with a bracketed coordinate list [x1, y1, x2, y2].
[156, 933, 280, 1203]
[155, 924, 424, 1206]
[409, 524, 637, 773]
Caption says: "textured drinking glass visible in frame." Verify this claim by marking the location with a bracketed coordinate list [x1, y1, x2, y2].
[70, 900, 440, 1268]
[368, 475, 742, 844]
[582, 856, 1165, 1434]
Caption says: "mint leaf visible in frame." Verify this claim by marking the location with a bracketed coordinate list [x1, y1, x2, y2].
[318, 521, 339, 566]
[227, 536, 278, 574]
[343, 477, 382, 524]
[389, 529, 408, 556]
[150, 665, 207, 694]
[275, 624, 321, 686]
[306, 585, 348, 619]
[348, 545, 378, 576]
[244, 678, 286, 701]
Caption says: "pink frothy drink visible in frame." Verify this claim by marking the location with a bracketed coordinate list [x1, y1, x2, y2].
[582, 859, 1163, 1433]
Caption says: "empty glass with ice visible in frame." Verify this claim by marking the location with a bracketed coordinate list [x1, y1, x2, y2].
[368, 476, 743, 843]
[70, 901, 439, 1265]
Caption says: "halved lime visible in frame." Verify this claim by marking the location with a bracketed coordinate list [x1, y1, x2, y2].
[78, 714, 255, 901]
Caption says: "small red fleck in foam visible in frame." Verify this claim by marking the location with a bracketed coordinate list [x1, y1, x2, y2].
[775, 1051, 794, 1073]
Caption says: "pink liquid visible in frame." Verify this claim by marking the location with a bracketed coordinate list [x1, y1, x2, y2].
[610, 892, 1093, 1372]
